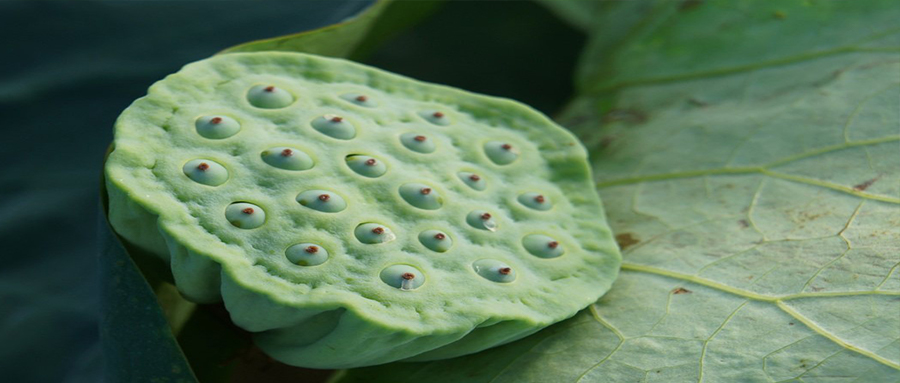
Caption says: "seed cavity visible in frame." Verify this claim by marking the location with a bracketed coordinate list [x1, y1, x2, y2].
[472, 259, 516, 283]
[286, 243, 329, 266]
[522, 234, 565, 259]
[225, 202, 265, 229]
[311, 114, 356, 139]
[183, 159, 228, 186]
[458, 171, 486, 191]
[466, 210, 498, 231]
[340, 93, 377, 107]
[399, 183, 443, 210]
[380, 265, 425, 290]
[195, 115, 241, 139]
[346, 155, 387, 178]
[247, 84, 294, 109]
[400, 132, 436, 153]
[355, 223, 396, 244]
[517, 192, 552, 211]
[419, 110, 450, 126]
[484, 141, 519, 165]
[418, 229, 452, 252]
[261, 147, 314, 171]
[297, 190, 347, 213]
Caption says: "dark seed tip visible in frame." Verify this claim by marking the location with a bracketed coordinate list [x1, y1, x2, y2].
[498, 267, 512, 275]
[401, 272, 416, 280]
[365, 158, 377, 166]
[356, 95, 368, 102]
[414, 135, 427, 142]
[330, 116, 343, 123]
[469, 174, 481, 181]
[281, 149, 293, 157]
[433, 112, 444, 118]
[548, 241, 559, 249]
[318, 194, 330, 202]
[197, 162, 210, 171]
[372, 227, 385, 234]
[535, 195, 545, 203]
[264, 86, 275, 92]
[434, 233, 446, 240]
[481, 213, 492, 220]
[421, 188, 432, 195]
[501, 144, 512, 151]
[210, 117, 222, 124]
[242, 208, 254, 214]
[305, 246, 318, 253]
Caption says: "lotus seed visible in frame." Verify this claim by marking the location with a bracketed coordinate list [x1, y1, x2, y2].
[182, 159, 228, 186]
[286, 243, 329, 266]
[296, 190, 347, 213]
[225, 202, 265, 229]
[261, 147, 314, 171]
[400, 132, 436, 153]
[472, 259, 516, 283]
[466, 210, 497, 231]
[247, 84, 294, 109]
[380, 264, 425, 290]
[346, 155, 386, 178]
[517, 192, 551, 211]
[195, 115, 241, 139]
[484, 141, 519, 165]
[340, 93, 377, 107]
[458, 171, 486, 191]
[522, 234, 565, 259]
[419, 110, 450, 126]
[355, 223, 396, 244]
[418, 230, 452, 252]
[399, 183, 443, 210]
[311, 114, 356, 139]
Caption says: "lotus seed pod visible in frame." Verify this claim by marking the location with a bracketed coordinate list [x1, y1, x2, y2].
[261, 147, 314, 171]
[380, 264, 425, 290]
[518, 191, 551, 211]
[466, 210, 498, 231]
[225, 202, 265, 229]
[522, 234, 564, 259]
[247, 84, 294, 109]
[296, 190, 346, 213]
[457, 171, 486, 191]
[355, 223, 396, 244]
[399, 183, 443, 210]
[345, 155, 386, 178]
[418, 230, 452, 252]
[484, 141, 519, 165]
[311, 114, 356, 139]
[340, 93, 377, 107]
[399, 132, 436, 153]
[182, 159, 228, 186]
[285, 243, 329, 266]
[104, 52, 620, 369]
[195, 115, 241, 139]
[472, 259, 516, 283]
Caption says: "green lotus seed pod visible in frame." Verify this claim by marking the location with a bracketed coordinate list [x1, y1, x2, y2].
[399, 183, 442, 210]
[380, 264, 425, 290]
[418, 230, 452, 252]
[261, 147, 314, 171]
[340, 93, 377, 107]
[104, 52, 620, 369]
[311, 114, 356, 139]
[457, 171, 486, 191]
[418, 109, 450, 126]
[286, 243, 328, 266]
[399, 133, 436, 153]
[345, 155, 386, 178]
[472, 259, 516, 283]
[296, 190, 346, 213]
[355, 223, 396, 244]
[484, 140, 518, 165]
[517, 191, 551, 211]
[225, 202, 265, 229]
[247, 84, 294, 109]
[182, 159, 228, 186]
[522, 234, 564, 259]
[466, 210, 497, 231]
[195, 115, 241, 139]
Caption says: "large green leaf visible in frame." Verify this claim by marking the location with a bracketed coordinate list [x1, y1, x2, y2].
[337, 0, 900, 381]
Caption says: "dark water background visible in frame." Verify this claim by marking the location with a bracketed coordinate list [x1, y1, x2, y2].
[0, 1, 582, 381]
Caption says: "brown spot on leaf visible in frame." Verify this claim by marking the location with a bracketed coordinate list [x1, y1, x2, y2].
[678, 0, 703, 11]
[615, 233, 639, 250]
[739, 219, 749, 228]
[688, 98, 709, 107]
[789, 322, 794, 326]
[672, 287, 692, 295]
[599, 136, 615, 149]
[853, 176, 880, 191]
[773, 10, 787, 19]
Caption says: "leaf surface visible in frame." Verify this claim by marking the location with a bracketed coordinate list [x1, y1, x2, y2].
[337, 1, 900, 381]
